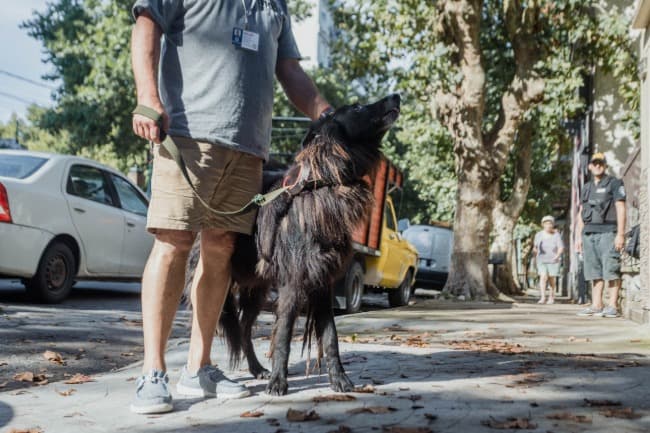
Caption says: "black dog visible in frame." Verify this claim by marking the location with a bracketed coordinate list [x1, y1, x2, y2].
[185, 94, 401, 395]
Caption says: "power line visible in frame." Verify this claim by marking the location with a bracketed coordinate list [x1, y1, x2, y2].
[0, 90, 41, 106]
[0, 70, 56, 90]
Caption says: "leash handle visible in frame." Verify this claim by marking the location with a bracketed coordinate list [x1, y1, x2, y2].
[132, 104, 288, 216]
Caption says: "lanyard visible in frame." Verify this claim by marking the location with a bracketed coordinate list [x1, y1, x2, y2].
[241, 0, 257, 28]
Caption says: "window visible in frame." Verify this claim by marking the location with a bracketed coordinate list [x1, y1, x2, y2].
[0, 155, 47, 179]
[67, 165, 115, 206]
[384, 203, 396, 231]
[111, 174, 148, 216]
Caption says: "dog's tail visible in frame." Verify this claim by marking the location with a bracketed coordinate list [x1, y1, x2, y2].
[219, 288, 244, 370]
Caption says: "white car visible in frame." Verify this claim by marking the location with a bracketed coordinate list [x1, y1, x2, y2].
[0, 150, 153, 302]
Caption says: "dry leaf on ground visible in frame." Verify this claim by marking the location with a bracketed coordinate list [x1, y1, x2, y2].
[347, 406, 397, 415]
[327, 426, 352, 433]
[583, 399, 622, 407]
[481, 417, 537, 429]
[0, 381, 8, 388]
[8, 429, 43, 433]
[57, 388, 76, 397]
[286, 409, 320, 422]
[13, 372, 34, 382]
[64, 374, 95, 384]
[43, 350, 65, 365]
[353, 384, 376, 393]
[240, 410, 264, 418]
[599, 408, 642, 419]
[382, 427, 433, 433]
[546, 412, 591, 423]
[313, 394, 357, 403]
[424, 413, 437, 421]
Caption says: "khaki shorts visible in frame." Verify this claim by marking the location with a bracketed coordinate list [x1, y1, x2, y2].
[147, 136, 263, 235]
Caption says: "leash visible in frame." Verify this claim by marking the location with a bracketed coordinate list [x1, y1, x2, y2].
[133, 105, 291, 216]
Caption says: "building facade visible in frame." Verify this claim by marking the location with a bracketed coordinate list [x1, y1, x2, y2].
[291, 0, 334, 69]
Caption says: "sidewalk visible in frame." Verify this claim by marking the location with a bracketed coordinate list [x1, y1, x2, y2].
[2, 300, 650, 433]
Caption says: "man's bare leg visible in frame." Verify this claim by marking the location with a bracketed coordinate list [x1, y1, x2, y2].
[187, 228, 236, 372]
[608, 279, 621, 309]
[591, 279, 604, 310]
[142, 230, 196, 373]
[547, 276, 556, 303]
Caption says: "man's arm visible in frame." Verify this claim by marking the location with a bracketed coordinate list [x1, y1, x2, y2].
[615, 201, 626, 251]
[575, 205, 584, 253]
[276, 58, 330, 121]
[131, 11, 168, 143]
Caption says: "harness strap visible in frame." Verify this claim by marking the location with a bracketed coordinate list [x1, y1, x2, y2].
[133, 104, 290, 216]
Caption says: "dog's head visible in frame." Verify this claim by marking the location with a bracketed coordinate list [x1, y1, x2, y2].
[301, 94, 401, 149]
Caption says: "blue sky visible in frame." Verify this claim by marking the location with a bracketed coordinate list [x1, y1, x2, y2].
[0, 1, 53, 124]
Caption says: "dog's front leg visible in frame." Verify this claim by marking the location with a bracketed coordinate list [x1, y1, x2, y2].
[315, 294, 354, 392]
[266, 289, 297, 396]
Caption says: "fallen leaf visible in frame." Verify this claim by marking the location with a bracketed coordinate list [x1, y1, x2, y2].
[286, 409, 320, 422]
[353, 384, 376, 393]
[240, 410, 264, 418]
[313, 394, 357, 403]
[522, 330, 536, 335]
[120, 352, 135, 357]
[347, 406, 397, 415]
[57, 388, 76, 397]
[546, 412, 591, 423]
[64, 374, 95, 384]
[583, 399, 621, 407]
[13, 372, 34, 382]
[266, 418, 280, 426]
[599, 407, 642, 419]
[43, 350, 65, 365]
[0, 381, 8, 388]
[327, 427, 352, 433]
[481, 417, 537, 429]
[629, 339, 642, 343]
[382, 427, 433, 433]
[8, 429, 43, 433]
[424, 413, 437, 421]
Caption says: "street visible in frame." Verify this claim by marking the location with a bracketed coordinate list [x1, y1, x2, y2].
[2, 282, 650, 432]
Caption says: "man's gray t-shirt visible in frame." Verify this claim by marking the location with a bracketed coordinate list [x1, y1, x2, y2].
[132, 0, 301, 160]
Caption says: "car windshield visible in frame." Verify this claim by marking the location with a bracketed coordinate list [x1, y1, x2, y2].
[0, 155, 48, 179]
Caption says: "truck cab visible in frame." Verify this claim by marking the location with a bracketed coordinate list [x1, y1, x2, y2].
[334, 158, 418, 313]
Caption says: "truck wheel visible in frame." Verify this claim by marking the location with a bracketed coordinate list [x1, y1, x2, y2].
[344, 261, 364, 314]
[389, 270, 413, 308]
[26, 242, 76, 304]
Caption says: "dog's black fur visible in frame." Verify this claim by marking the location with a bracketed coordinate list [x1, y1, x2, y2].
[184, 94, 401, 395]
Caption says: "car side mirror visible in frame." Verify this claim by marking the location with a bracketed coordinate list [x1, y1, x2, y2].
[397, 218, 410, 233]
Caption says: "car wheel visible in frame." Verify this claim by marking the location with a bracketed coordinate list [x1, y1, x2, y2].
[389, 270, 413, 308]
[26, 242, 76, 303]
[344, 261, 364, 314]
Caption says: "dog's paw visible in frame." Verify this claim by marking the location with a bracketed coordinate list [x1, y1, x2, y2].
[266, 377, 289, 396]
[329, 373, 354, 393]
[251, 367, 271, 380]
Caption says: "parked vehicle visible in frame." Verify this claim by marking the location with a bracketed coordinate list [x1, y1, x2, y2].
[334, 157, 418, 313]
[402, 224, 453, 289]
[0, 150, 153, 303]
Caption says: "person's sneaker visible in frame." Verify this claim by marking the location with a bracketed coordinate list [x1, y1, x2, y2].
[601, 306, 619, 318]
[537, 298, 546, 304]
[546, 298, 555, 305]
[176, 365, 250, 400]
[577, 307, 603, 316]
[130, 369, 173, 414]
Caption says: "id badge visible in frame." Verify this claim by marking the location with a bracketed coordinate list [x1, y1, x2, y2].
[232, 27, 259, 52]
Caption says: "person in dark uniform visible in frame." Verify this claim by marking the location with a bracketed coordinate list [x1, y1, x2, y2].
[575, 152, 626, 318]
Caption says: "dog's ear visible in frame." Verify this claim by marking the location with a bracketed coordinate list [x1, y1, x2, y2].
[300, 118, 325, 148]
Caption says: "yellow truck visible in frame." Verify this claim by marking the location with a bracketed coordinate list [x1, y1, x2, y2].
[334, 157, 418, 313]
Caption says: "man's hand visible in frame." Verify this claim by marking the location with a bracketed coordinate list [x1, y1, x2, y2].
[133, 101, 169, 144]
[615, 233, 625, 252]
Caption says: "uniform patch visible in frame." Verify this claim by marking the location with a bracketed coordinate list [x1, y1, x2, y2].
[618, 185, 626, 198]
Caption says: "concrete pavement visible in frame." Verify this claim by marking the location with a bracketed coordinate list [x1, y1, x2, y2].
[2, 300, 650, 433]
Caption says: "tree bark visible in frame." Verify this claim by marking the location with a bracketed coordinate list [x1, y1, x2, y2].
[434, 0, 545, 299]
[490, 121, 534, 295]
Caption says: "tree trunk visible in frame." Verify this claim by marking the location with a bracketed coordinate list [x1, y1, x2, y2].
[490, 121, 534, 295]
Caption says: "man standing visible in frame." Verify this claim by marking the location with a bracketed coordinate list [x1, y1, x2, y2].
[130, 0, 331, 414]
[576, 152, 626, 318]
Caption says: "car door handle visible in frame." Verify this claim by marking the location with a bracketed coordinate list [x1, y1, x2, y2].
[73, 207, 86, 214]
[126, 221, 136, 228]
